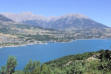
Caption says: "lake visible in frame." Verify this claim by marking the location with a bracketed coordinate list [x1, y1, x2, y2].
[0, 39, 111, 69]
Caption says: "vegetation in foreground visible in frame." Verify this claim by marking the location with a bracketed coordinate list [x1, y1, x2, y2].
[0, 49, 111, 74]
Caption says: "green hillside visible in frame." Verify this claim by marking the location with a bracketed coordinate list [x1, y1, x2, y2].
[1, 49, 111, 74]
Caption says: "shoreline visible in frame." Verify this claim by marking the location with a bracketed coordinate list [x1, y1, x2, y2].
[0, 38, 110, 49]
[0, 42, 48, 49]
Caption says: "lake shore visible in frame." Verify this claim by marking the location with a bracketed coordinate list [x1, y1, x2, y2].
[0, 39, 111, 70]
[0, 38, 110, 49]
[0, 41, 47, 48]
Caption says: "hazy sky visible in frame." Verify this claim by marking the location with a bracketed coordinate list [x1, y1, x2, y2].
[0, 0, 111, 26]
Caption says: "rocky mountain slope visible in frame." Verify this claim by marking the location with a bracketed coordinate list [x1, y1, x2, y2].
[0, 14, 67, 47]
[0, 13, 111, 47]
[1, 13, 108, 30]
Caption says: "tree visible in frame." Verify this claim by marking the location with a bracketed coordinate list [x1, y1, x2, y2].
[0, 66, 6, 74]
[6, 56, 17, 74]
[12, 71, 25, 74]
[69, 61, 85, 74]
[41, 64, 52, 74]
[31, 66, 41, 74]
[24, 60, 40, 74]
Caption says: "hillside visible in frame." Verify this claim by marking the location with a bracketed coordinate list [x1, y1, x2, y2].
[1, 13, 108, 30]
[0, 14, 68, 47]
[46, 49, 111, 74]
[0, 13, 111, 47]
[1, 50, 111, 74]
[0, 14, 13, 22]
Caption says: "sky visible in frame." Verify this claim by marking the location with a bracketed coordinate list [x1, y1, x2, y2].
[0, 0, 111, 26]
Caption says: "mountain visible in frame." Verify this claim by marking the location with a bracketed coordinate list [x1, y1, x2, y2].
[1, 13, 108, 30]
[0, 14, 14, 25]
[0, 13, 111, 47]
[1, 12, 46, 22]
[0, 14, 13, 22]
[0, 14, 67, 47]
[45, 14, 108, 30]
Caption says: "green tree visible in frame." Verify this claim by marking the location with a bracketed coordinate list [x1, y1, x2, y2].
[0, 66, 6, 74]
[24, 60, 40, 74]
[6, 56, 17, 74]
[31, 66, 41, 74]
[41, 64, 52, 74]
[12, 71, 25, 74]
[69, 61, 85, 74]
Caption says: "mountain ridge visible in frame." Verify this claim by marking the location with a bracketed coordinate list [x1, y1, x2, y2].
[1, 12, 108, 30]
[0, 13, 111, 47]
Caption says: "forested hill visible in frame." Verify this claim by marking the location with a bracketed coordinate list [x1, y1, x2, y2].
[46, 49, 111, 74]
[1, 49, 111, 74]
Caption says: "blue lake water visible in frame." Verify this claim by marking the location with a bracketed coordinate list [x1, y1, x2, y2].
[0, 39, 111, 69]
